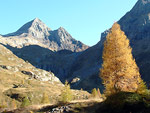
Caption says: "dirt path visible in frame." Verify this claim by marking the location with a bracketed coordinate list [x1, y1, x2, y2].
[3, 99, 104, 113]
[70, 98, 103, 103]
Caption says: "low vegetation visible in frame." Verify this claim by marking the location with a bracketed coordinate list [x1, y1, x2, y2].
[59, 81, 73, 104]
[0, 44, 90, 112]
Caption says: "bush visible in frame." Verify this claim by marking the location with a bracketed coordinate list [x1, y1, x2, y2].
[104, 92, 143, 109]
[96, 92, 150, 113]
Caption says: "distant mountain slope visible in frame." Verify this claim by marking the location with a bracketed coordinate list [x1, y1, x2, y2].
[2, 18, 89, 52]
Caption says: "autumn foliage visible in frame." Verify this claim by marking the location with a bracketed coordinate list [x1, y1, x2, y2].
[100, 23, 146, 96]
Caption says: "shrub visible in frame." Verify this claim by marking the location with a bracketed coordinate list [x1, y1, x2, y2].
[21, 96, 30, 107]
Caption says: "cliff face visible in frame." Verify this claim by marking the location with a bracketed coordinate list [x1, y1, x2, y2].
[118, 0, 150, 83]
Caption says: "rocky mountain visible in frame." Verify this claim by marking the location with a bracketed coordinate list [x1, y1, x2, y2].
[2, 18, 89, 52]
[118, 0, 150, 84]
[4, 18, 51, 38]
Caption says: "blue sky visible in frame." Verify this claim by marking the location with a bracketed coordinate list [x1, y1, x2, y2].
[0, 0, 137, 46]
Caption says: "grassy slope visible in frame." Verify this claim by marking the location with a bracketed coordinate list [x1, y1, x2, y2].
[0, 44, 90, 110]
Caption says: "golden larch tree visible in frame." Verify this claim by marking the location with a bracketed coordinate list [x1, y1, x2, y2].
[100, 23, 146, 96]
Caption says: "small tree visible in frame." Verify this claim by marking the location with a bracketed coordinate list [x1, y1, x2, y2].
[60, 81, 73, 103]
[21, 96, 30, 107]
[21, 79, 25, 84]
[41, 92, 50, 104]
[91, 88, 98, 98]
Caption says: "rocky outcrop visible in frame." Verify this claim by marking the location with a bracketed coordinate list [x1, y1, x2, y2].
[0, 44, 61, 84]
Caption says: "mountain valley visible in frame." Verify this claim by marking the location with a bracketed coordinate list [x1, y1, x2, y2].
[1, 0, 150, 112]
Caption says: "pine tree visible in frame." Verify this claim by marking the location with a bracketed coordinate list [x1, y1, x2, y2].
[41, 92, 50, 104]
[60, 81, 73, 103]
[100, 23, 145, 96]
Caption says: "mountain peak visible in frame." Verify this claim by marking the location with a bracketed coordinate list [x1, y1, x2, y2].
[58, 27, 65, 30]
[33, 17, 41, 22]
[57, 27, 68, 33]
[31, 18, 46, 28]
[4, 18, 51, 38]
[3, 18, 89, 52]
